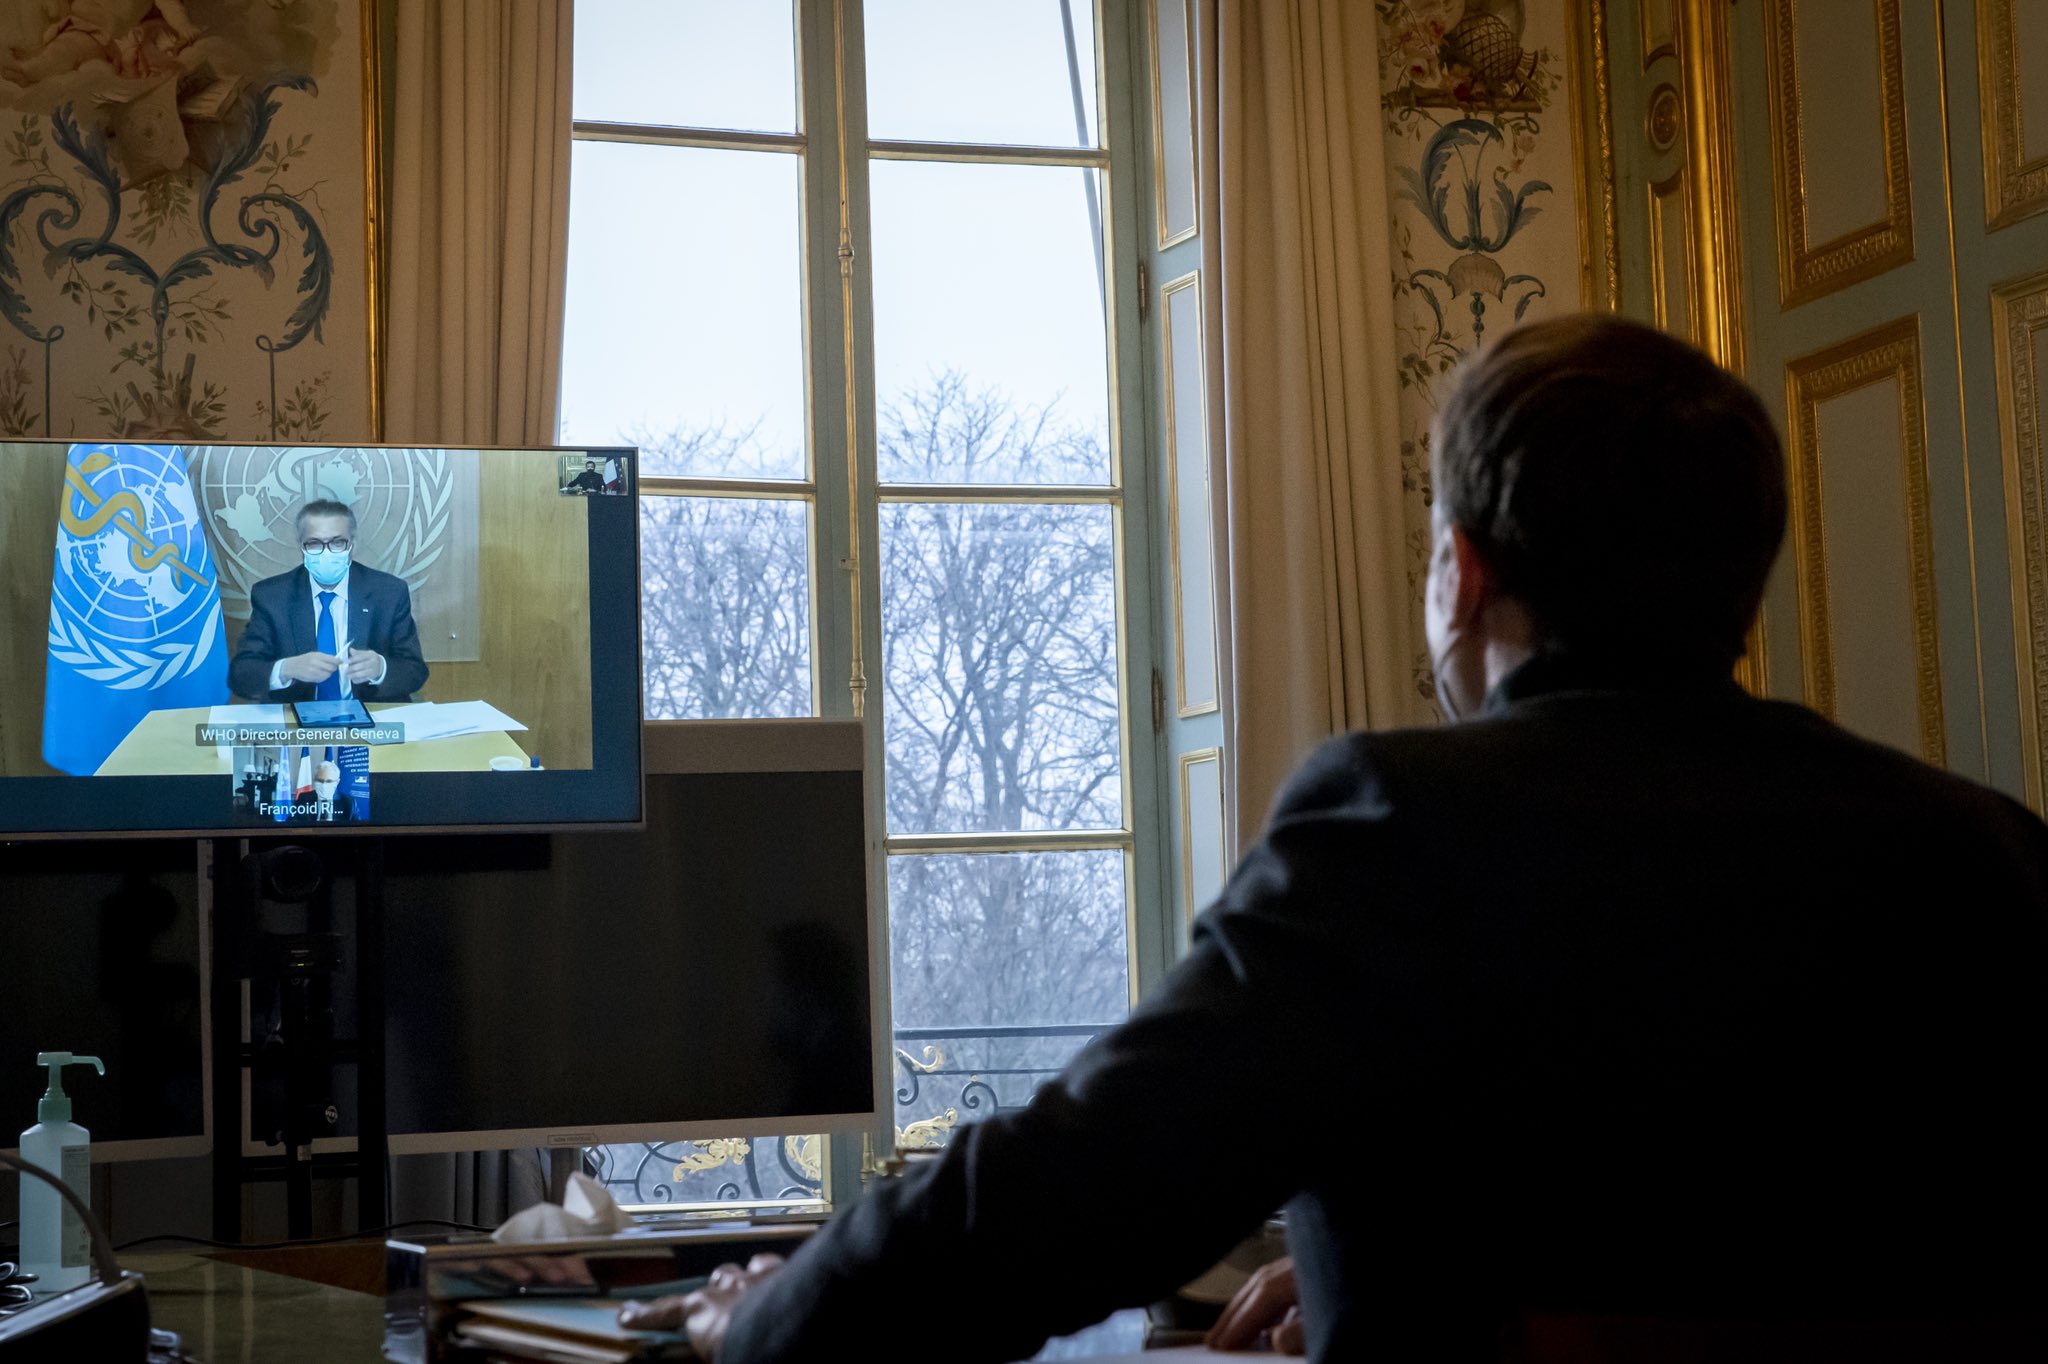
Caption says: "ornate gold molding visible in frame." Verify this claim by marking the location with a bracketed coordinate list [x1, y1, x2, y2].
[1572, 0, 1620, 310]
[1783, 317, 1946, 764]
[1991, 270, 2048, 811]
[1762, 0, 1915, 307]
[1645, 169, 1691, 336]
[1640, 0, 1676, 68]
[1673, 1, 1765, 695]
[1978, 0, 2048, 230]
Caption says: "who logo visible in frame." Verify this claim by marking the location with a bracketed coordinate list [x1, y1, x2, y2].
[43, 444, 227, 775]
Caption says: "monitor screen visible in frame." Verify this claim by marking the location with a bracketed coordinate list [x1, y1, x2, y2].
[0, 840, 207, 1160]
[0, 442, 641, 836]
[382, 722, 877, 1152]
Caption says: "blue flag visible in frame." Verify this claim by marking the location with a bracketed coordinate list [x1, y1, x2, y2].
[43, 443, 229, 775]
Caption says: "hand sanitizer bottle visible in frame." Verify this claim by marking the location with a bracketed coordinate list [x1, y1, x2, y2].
[19, 1052, 104, 1295]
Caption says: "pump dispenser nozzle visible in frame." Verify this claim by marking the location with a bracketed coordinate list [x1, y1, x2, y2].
[33, 1053, 103, 1124]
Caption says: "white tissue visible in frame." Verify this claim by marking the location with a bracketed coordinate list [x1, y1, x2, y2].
[489, 1172, 636, 1242]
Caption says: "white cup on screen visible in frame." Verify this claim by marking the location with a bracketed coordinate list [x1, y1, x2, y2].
[489, 756, 525, 772]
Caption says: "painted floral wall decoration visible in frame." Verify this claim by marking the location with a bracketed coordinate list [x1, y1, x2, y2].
[1377, 0, 1582, 715]
[0, 1, 370, 442]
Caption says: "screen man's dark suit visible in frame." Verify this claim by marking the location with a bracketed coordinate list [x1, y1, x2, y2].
[228, 563, 428, 703]
[722, 652, 2048, 1363]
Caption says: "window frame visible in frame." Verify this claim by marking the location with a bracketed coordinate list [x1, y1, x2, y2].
[564, 0, 1174, 1187]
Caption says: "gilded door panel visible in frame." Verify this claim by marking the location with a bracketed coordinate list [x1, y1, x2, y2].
[1148, 0, 1199, 247]
[1978, 0, 2048, 228]
[1785, 317, 1945, 762]
[1647, 170, 1694, 337]
[1639, 0, 1676, 64]
[1161, 271, 1217, 716]
[1177, 747, 1224, 923]
[1991, 270, 2048, 807]
[1762, 0, 1914, 306]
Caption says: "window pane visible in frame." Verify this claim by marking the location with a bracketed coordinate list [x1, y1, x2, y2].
[561, 143, 807, 480]
[870, 162, 1109, 483]
[888, 851, 1128, 1140]
[591, 1135, 824, 1206]
[573, 0, 796, 134]
[642, 497, 812, 719]
[880, 502, 1121, 833]
[865, 1, 1099, 148]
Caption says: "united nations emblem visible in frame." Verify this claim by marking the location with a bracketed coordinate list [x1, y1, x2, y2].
[191, 446, 456, 622]
[47, 444, 223, 691]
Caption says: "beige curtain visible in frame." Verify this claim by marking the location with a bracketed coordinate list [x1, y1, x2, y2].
[385, 0, 573, 445]
[1195, 0, 1418, 851]
[383, 0, 573, 1225]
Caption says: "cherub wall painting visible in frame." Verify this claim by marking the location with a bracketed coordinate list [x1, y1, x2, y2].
[0, 1, 373, 441]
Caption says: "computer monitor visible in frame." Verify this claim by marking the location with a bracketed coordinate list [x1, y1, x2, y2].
[0, 840, 209, 1161]
[382, 720, 879, 1153]
[0, 442, 641, 837]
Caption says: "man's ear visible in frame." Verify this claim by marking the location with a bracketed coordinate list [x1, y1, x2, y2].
[1444, 523, 1494, 629]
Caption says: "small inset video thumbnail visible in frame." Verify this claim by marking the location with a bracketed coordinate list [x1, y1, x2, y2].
[559, 452, 627, 496]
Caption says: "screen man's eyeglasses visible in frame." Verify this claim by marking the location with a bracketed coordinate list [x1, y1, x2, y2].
[301, 538, 353, 553]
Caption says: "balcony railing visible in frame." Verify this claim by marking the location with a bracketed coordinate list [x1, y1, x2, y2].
[589, 1023, 1121, 1206]
[892, 1023, 1116, 1148]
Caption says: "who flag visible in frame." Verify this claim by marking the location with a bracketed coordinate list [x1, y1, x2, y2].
[43, 443, 228, 774]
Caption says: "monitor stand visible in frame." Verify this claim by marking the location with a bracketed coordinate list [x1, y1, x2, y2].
[209, 837, 387, 1243]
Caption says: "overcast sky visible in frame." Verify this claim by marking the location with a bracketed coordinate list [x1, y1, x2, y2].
[556, 1, 1111, 477]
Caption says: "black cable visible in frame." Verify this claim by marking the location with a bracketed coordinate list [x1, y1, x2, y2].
[115, 1217, 492, 1254]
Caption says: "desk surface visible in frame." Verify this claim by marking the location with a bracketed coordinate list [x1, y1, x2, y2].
[130, 1251, 1240, 1363]
[135, 1253, 389, 1364]
[97, 705, 528, 776]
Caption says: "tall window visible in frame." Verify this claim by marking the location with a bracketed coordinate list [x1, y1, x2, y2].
[561, 1, 1146, 1184]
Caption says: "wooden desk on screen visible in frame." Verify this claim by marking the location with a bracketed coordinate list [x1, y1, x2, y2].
[94, 705, 529, 776]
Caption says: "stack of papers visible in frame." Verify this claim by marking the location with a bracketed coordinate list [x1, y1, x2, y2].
[207, 703, 289, 726]
[375, 700, 528, 743]
[453, 1299, 696, 1361]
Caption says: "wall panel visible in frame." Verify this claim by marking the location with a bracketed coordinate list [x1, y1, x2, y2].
[1991, 269, 2048, 806]
[1161, 271, 1217, 716]
[1785, 317, 1944, 761]
[1177, 747, 1224, 924]
[1148, 0, 1199, 247]
[1978, 0, 2048, 228]
[1762, 0, 1914, 306]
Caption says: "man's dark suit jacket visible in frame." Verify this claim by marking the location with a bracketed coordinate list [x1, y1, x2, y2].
[228, 563, 428, 702]
[721, 651, 2048, 1363]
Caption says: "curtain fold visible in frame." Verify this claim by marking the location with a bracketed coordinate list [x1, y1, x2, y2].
[382, 0, 573, 1226]
[1196, 0, 1418, 851]
[386, 0, 573, 445]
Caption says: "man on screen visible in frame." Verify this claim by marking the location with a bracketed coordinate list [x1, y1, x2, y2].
[567, 460, 605, 494]
[228, 500, 428, 702]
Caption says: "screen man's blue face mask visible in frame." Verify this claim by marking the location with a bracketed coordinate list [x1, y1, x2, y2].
[304, 547, 350, 587]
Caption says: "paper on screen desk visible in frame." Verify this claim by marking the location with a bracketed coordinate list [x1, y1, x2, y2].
[375, 699, 528, 743]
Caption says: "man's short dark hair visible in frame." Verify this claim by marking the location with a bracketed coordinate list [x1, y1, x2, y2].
[295, 499, 357, 538]
[1433, 313, 1786, 669]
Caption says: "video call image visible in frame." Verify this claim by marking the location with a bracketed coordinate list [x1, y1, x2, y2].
[0, 443, 602, 798]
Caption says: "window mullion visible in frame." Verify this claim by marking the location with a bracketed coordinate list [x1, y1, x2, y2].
[804, 0, 893, 1192]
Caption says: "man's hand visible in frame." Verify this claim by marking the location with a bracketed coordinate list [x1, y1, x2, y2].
[343, 647, 384, 685]
[617, 1254, 784, 1361]
[278, 651, 341, 685]
[1207, 1256, 1304, 1354]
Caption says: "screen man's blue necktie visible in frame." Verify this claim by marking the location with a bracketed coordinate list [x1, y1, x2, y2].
[316, 591, 341, 700]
